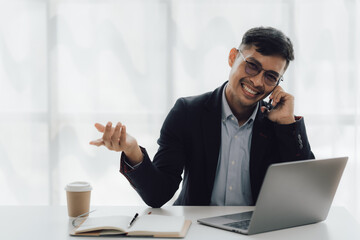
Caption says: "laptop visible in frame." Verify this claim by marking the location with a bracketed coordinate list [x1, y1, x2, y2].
[197, 157, 348, 235]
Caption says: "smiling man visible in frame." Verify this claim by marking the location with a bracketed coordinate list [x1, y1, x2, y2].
[91, 26, 315, 207]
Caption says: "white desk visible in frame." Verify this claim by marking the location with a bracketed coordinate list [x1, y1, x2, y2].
[0, 206, 359, 240]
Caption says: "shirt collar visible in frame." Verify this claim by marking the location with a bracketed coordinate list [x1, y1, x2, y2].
[222, 83, 259, 126]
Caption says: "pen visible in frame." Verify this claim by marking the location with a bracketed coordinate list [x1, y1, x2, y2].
[128, 213, 139, 228]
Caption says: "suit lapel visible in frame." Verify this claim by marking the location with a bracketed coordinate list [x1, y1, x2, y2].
[250, 103, 272, 200]
[201, 83, 225, 197]
[251, 107, 271, 164]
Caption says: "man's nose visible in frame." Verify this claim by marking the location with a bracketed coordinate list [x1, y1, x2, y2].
[249, 71, 264, 87]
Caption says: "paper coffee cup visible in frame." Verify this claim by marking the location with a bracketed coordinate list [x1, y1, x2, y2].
[65, 181, 92, 218]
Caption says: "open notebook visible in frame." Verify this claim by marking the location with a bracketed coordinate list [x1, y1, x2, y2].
[70, 214, 191, 238]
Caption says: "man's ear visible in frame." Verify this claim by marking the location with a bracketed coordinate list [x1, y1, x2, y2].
[228, 48, 238, 67]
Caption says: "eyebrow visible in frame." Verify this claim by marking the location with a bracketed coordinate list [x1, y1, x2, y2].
[247, 57, 281, 77]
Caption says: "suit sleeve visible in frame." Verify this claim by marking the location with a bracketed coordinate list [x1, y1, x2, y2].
[274, 116, 315, 161]
[119, 98, 187, 208]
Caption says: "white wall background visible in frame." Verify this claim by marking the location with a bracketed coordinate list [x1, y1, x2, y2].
[0, 0, 359, 221]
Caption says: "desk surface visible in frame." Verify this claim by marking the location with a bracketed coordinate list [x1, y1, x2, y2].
[0, 206, 359, 240]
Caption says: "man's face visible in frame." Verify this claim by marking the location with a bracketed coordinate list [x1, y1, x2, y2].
[226, 46, 287, 110]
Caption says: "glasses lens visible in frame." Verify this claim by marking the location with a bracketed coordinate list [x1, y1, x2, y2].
[264, 72, 279, 86]
[245, 61, 260, 75]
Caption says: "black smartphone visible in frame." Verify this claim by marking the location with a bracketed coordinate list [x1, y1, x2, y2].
[265, 99, 274, 111]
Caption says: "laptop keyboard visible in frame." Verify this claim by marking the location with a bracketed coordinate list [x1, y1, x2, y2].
[224, 219, 251, 230]
[223, 211, 253, 221]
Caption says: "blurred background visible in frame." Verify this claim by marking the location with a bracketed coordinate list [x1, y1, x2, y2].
[0, 0, 359, 222]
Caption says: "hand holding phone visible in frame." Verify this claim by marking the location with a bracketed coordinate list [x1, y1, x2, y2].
[261, 86, 295, 125]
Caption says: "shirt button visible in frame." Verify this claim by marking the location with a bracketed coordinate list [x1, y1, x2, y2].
[231, 117, 235, 121]
[234, 135, 238, 139]
[229, 186, 233, 191]
[232, 161, 235, 165]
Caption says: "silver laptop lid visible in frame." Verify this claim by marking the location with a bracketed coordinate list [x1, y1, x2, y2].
[247, 156, 348, 234]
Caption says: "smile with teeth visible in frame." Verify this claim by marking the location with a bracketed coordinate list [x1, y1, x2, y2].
[242, 83, 259, 95]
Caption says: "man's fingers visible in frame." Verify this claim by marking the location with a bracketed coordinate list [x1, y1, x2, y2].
[111, 122, 122, 148]
[270, 88, 289, 108]
[273, 91, 284, 105]
[103, 122, 113, 149]
[270, 87, 283, 102]
[260, 106, 269, 114]
[89, 139, 104, 146]
[95, 123, 105, 133]
[265, 85, 295, 124]
[95, 123, 115, 135]
[269, 86, 283, 103]
[120, 124, 127, 144]
[91, 121, 129, 152]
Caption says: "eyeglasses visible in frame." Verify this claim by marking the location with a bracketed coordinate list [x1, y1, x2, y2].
[239, 50, 283, 87]
[72, 209, 96, 227]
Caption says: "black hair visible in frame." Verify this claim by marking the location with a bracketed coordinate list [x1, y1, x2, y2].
[240, 27, 294, 69]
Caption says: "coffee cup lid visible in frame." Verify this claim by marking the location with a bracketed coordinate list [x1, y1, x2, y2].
[65, 181, 92, 192]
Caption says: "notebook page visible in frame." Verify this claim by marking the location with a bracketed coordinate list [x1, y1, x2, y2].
[129, 215, 185, 233]
[76, 215, 131, 233]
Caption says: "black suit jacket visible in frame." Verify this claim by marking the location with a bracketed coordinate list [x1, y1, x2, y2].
[120, 82, 314, 207]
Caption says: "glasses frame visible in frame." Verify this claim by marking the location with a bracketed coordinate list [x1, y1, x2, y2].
[238, 49, 284, 87]
[72, 209, 96, 227]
